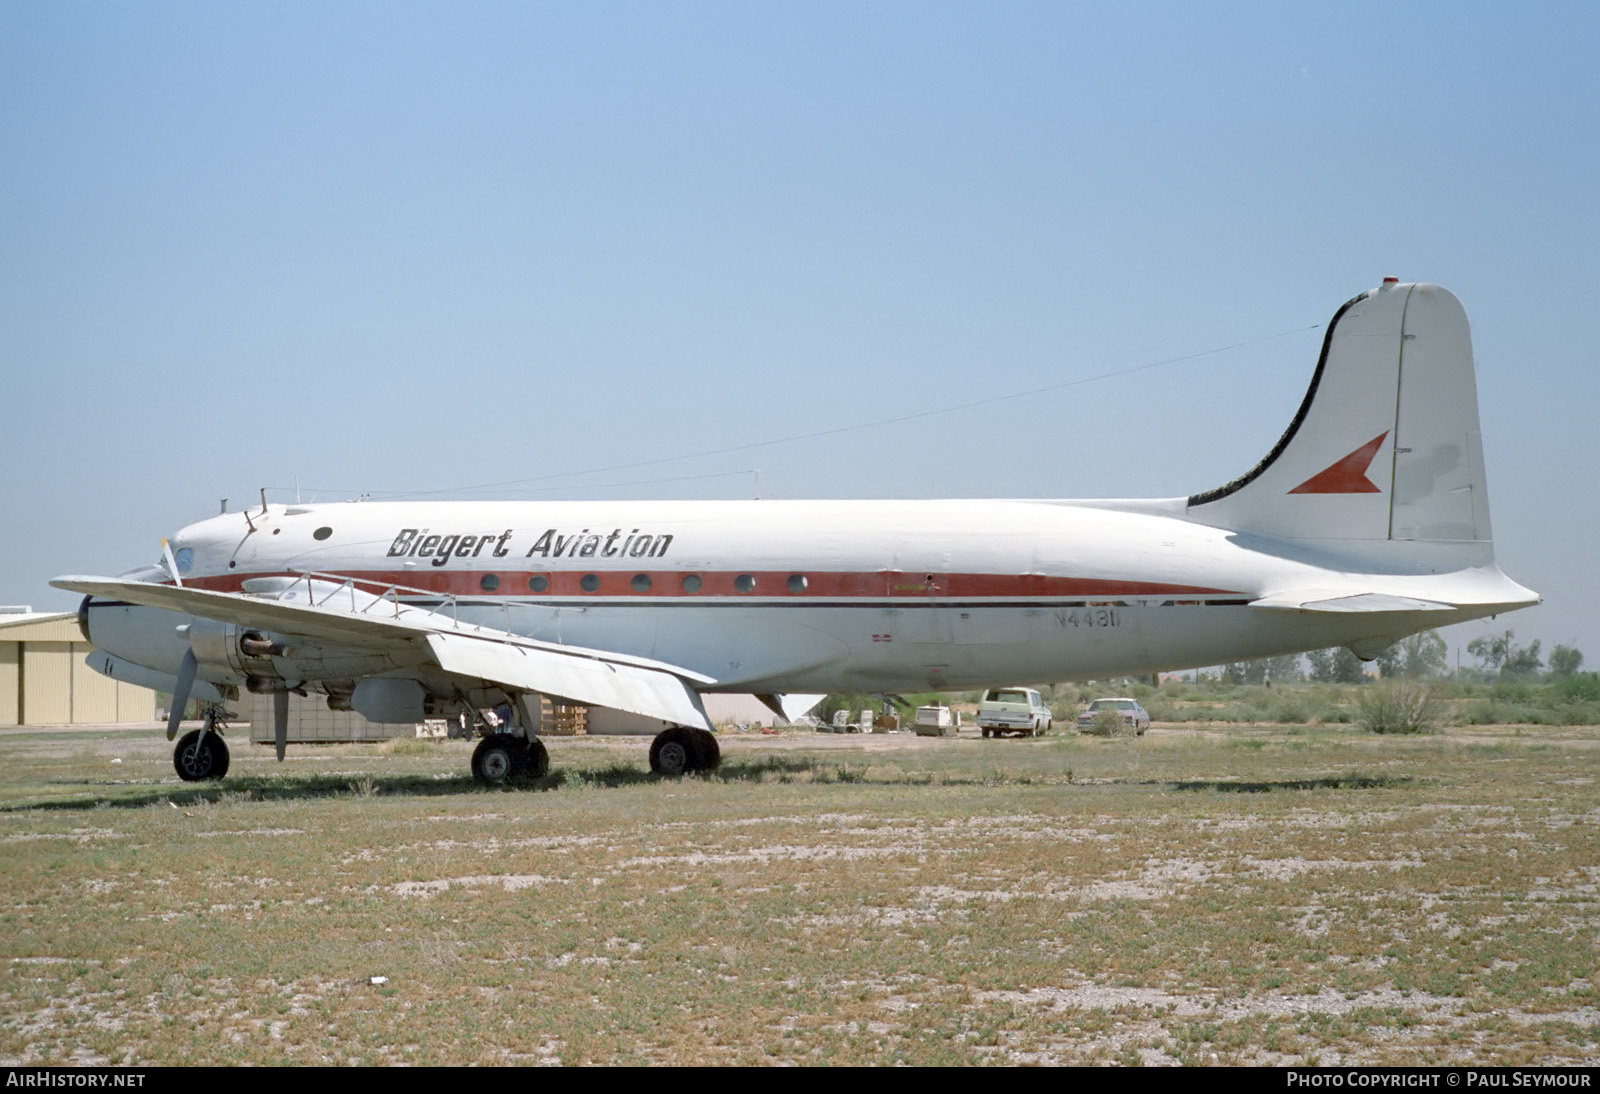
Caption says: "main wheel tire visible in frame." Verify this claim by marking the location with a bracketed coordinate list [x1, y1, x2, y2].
[526, 738, 550, 778]
[174, 730, 230, 781]
[649, 727, 705, 776]
[692, 728, 721, 772]
[472, 733, 529, 783]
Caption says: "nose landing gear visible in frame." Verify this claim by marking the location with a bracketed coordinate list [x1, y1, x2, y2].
[173, 705, 234, 781]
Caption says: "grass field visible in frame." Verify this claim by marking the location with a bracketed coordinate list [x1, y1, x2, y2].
[1, 722, 1596, 1066]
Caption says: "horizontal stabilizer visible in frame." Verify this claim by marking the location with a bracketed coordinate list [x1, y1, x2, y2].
[1249, 592, 1457, 614]
[426, 633, 712, 731]
[756, 693, 828, 724]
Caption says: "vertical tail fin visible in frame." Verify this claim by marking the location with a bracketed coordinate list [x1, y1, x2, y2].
[1187, 281, 1491, 544]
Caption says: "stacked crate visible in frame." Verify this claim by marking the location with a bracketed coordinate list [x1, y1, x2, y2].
[540, 696, 588, 735]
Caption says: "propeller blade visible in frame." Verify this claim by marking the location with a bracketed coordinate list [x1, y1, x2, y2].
[167, 648, 197, 741]
[161, 538, 184, 588]
[273, 691, 288, 762]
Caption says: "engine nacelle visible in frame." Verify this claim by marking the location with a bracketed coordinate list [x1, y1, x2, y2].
[185, 619, 253, 678]
[183, 619, 409, 690]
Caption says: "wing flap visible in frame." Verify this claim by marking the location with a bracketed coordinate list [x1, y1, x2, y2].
[1249, 592, 1456, 613]
[426, 633, 711, 730]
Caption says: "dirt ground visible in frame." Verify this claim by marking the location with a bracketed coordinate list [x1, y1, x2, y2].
[3, 720, 1596, 1065]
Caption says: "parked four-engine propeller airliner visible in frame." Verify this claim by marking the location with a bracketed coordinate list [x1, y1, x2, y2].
[55, 280, 1537, 783]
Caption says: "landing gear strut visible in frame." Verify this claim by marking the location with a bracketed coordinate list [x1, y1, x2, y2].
[649, 726, 720, 776]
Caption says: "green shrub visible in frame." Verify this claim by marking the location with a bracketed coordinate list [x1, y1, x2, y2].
[1142, 696, 1181, 723]
[1048, 695, 1081, 721]
[1491, 679, 1538, 703]
[1358, 680, 1447, 734]
[1554, 672, 1600, 703]
[1461, 698, 1512, 725]
[1082, 708, 1132, 736]
[1266, 694, 1311, 724]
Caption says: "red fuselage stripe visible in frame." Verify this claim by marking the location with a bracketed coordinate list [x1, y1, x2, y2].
[183, 569, 1240, 599]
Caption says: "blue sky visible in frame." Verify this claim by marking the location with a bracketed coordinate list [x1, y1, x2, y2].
[3, 2, 1595, 666]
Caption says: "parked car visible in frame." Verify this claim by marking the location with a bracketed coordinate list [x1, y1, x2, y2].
[976, 688, 1052, 737]
[1076, 697, 1151, 735]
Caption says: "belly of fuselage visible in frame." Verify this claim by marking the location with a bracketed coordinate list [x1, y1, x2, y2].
[444, 597, 1358, 692]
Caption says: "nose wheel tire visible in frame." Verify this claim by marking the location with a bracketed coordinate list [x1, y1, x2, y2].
[174, 730, 230, 781]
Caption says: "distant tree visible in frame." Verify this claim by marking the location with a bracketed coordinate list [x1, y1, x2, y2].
[1467, 631, 1513, 677]
[1404, 631, 1450, 679]
[1468, 630, 1543, 679]
[1503, 638, 1543, 677]
[1375, 631, 1448, 680]
[1306, 649, 1332, 682]
[1264, 654, 1303, 682]
[1225, 655, 1302, 685]
[1549, 644, 1584, 678]
[1307, 647, 1366, 684]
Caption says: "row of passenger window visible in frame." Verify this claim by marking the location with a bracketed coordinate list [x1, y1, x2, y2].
[477, 573, 810, 594]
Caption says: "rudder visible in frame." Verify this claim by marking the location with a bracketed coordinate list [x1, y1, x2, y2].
[1186, 281, 1490, 544]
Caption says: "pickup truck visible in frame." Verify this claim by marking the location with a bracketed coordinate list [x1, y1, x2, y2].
[976, 688, 1052, 738]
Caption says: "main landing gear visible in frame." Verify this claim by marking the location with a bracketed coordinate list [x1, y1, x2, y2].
[648, 726, 720, 776]
[468, 725, 720, 784]
[174, 706, 233, 781]
[470, 733, 551, 783]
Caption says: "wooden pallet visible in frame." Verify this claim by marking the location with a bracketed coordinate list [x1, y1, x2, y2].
[539, 696, 589, 735]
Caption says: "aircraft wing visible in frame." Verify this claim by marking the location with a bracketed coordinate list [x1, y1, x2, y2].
[51, 576, 716, 729]
[425, 633, 711, 729]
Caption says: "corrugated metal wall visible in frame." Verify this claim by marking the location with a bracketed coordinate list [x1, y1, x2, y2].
[0, 616, 157, 726]
[24, 643, 73, 724]
[244, 691, 415, 743]
[0, 643, 18, 724]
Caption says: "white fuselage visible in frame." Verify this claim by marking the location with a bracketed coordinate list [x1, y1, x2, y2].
[107, 497, 1520, 696]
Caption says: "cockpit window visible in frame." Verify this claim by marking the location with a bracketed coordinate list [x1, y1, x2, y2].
[173, 548, 194, 573]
